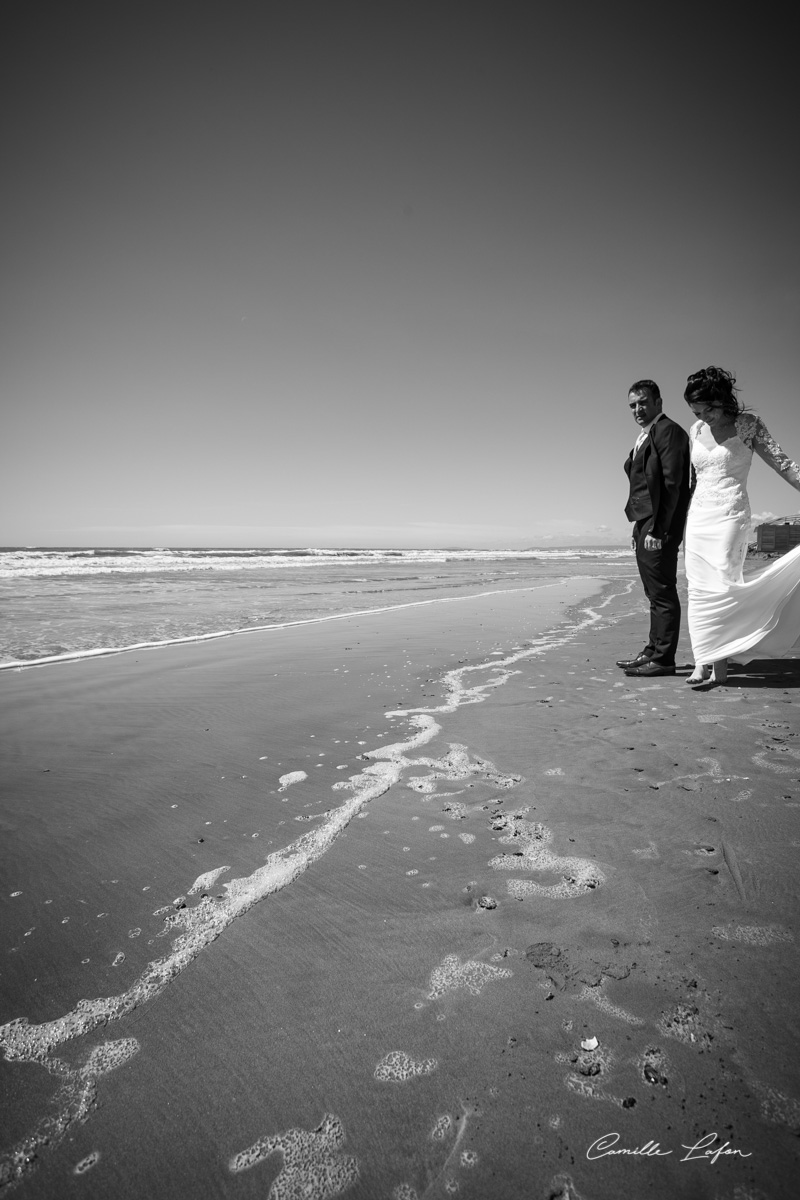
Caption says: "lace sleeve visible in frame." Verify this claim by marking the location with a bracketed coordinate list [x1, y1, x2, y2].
[740, 413, 800, 488]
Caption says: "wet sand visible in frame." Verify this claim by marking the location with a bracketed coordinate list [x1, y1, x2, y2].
[1, 577, 799, 1199]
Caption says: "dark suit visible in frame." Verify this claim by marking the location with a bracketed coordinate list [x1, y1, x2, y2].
[624, 414, 692, 665]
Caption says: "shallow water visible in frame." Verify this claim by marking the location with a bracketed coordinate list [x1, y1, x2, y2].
[0, 545, 635, 665]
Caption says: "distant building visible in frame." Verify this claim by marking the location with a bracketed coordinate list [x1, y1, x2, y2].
[754, 514, 800, 554]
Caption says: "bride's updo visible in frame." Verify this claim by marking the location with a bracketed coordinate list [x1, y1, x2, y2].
[684, 366, 743, 417]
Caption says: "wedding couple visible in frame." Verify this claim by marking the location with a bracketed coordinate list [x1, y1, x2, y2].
[620, 367, 800, 686]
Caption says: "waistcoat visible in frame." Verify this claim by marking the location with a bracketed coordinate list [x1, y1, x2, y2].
[625, 445, 653, 521]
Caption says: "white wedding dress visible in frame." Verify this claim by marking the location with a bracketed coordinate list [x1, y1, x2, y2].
[685, 412, 800, 664]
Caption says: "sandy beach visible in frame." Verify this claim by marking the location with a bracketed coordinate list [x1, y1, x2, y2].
[2, 576, 799, 1200]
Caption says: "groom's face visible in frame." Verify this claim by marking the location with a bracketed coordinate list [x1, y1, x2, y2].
[628, 389, 661, 427]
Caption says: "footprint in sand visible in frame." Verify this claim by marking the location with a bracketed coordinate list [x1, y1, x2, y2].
[639, 1046, 669, 1087]
[229, 1113, 359, 1197]
[525, 942, 635, 1008]
[657, 1003, 714, 1050]
[556, 1042, 621, 1104]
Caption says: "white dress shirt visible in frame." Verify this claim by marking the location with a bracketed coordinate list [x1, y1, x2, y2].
[633, 411, 662, 455]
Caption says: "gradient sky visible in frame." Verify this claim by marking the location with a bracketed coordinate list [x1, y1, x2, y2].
[2, 4, 799, 547]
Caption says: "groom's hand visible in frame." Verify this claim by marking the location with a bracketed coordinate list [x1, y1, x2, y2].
[644, 534, 662, 551]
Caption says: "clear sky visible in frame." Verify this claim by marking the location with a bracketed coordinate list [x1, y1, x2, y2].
[2, 4, 798, 547]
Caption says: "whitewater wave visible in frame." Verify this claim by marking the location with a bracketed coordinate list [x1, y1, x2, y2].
[1, 545, 631, 579]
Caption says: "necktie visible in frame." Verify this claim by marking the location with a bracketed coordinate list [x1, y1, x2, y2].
[634, 429, 648, 454]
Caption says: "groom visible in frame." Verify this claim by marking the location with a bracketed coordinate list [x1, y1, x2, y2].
[619, 379, 692, 677]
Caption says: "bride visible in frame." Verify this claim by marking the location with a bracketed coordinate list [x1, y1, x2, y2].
[683, 366, 800, 686]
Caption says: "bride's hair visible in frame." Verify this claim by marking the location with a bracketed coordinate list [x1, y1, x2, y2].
[684, 366, 743, 417]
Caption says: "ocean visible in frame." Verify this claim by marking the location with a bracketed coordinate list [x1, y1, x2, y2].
[0, 546, 636, 667]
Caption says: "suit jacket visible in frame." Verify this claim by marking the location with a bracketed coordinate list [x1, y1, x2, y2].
[624, 414, 692, 543]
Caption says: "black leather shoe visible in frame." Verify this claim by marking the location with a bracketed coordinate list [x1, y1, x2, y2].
[623, 662, 675, 677]
[616, 652, 652, 669]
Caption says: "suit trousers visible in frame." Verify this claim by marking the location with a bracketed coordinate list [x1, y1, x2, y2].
[634, 518, 681, 665]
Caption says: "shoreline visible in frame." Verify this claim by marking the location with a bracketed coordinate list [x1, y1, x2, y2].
[2, 575, 798, 1199]
[0, 577, 605, 672]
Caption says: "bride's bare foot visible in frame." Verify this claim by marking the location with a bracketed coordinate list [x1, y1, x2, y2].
[711, 659, 728, 683]
[687, 664, 712, 685]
